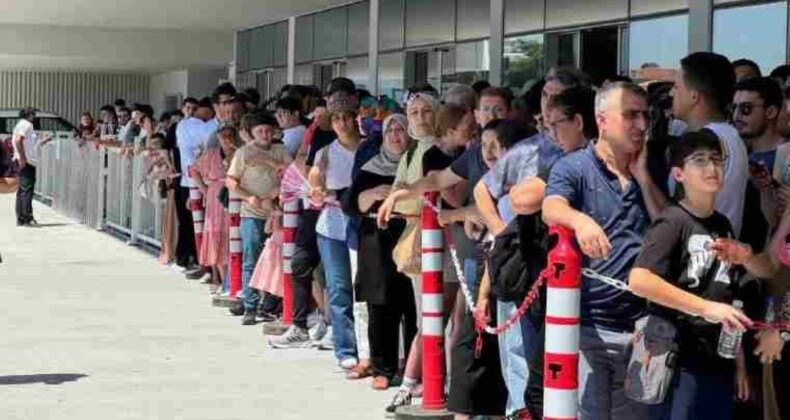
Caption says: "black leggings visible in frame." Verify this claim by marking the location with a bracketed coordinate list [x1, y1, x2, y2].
[368, 276, 417, 379]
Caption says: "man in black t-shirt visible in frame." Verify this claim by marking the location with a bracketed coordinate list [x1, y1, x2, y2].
[629, 131, 753, 419]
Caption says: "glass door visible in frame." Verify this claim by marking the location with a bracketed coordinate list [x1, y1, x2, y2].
[405, 45, 456, 95]
[546, 25, 625, 85]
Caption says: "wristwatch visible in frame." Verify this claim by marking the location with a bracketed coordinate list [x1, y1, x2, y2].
[781, 331, 790, 342]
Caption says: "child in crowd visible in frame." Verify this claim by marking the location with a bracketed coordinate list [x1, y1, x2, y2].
[226, 111, 291, 325]
[628, 131, 753, 420]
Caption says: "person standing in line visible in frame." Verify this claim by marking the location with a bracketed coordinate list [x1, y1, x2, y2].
[165, 97, 198, 270]
[542, 82, 668, 420]
[671, 52, 748, 237]
[226, 111, 291, 326]
[275, 96, 307, 159]
[0, 136, 18, 262]
[12, 107, 51, 226]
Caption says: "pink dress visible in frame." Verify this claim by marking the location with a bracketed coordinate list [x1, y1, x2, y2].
[193, 149, 229, 267]
[250, 228, 283, 297]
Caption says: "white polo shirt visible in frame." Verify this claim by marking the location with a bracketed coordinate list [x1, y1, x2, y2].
[176, 117, 218, 187]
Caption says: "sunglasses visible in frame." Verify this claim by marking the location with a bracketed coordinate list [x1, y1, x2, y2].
[730, 102, 764, 117]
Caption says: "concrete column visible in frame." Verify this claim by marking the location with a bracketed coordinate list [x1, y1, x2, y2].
[489, 0, 505, 86]
[287, 17, 296, 84]
[688, 0, 713, 53]
[368, 0, 380, 95]
[229, 31, 238, 85]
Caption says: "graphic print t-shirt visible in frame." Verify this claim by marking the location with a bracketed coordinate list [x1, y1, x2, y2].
[634, 204, 737, 374]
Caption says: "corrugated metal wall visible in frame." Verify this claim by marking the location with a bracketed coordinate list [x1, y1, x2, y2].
[0, 71, 150, 125]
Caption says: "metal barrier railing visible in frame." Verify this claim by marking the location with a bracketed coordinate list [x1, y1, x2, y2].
[34, 134, 164, 249]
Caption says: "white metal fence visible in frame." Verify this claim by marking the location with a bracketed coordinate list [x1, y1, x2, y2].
[35, 135, 164, 249]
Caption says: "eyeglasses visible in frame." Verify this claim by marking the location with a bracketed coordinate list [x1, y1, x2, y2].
[684, 153, 725, 168]
[546, 117, 571, 131]
[731, 102, 764, 117]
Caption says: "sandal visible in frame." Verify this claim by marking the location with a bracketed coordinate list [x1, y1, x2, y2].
[345, 364, 372, 380]
[371, 376, 390, 390]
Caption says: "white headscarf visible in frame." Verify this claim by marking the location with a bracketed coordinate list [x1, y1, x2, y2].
[406, 92, 440, 144]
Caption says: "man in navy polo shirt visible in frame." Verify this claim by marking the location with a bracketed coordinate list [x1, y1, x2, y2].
[542, 82, 668, 420]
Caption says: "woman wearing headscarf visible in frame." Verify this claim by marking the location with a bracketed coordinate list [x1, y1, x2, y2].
[346, 114, 417, 389]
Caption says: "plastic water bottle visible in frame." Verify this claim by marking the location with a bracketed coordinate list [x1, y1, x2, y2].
[717, 300, 744, 359]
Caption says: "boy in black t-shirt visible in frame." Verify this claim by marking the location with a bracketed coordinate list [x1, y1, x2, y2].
[628, 131, 754, 420]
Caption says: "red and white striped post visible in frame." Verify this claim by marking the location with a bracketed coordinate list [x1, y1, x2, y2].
[228, 191, 243, 299]
[421, 192, 445, 411]
[281, 199, 299, 325]
[543, 225, 582, 420]
[188, 166, 204, 257]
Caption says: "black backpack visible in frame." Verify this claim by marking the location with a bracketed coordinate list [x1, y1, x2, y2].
[488, 213, 550, 302]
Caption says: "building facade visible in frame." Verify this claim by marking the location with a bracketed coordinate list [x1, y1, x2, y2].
[235, 0, 790, 101]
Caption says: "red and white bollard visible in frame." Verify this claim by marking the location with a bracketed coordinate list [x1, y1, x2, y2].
[543, 225, 582, 420]
[188, 167, 204, 257]
[281, 199, 299, 325]
[421, 192, 445, 411]
[228, 191, 243, 299]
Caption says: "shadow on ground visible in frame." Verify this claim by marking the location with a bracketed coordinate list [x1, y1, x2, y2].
[0, 373, 87, 385]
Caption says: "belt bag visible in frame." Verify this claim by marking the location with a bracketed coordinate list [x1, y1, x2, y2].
[625, 315, 678, 405]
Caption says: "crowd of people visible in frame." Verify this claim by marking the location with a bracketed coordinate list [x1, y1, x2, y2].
[4, 51, 790, 420]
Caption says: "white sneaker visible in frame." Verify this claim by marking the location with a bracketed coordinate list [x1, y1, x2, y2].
[309, 320, 328, 342]
[317, 326, 334, 350]
[268, 325, 310, 349]
[339, 357, 358, 370]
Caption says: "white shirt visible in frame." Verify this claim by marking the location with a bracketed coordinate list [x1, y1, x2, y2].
[176, 117, 219, 187]
[315, 140, 356, 241]
[12, 119, 37, 165]
[282, 125, 306, 159]
[669, 122, 748, 237]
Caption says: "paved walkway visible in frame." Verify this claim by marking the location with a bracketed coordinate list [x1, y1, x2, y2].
[0, 195, 395, 420]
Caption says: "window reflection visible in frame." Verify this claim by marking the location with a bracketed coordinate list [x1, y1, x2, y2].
[628, 14, 688, 74]
[345, 56, 369, 90]
[504, 34, 545, 95]
[379, 52, 405, 101]
[713, 2, 788, 75]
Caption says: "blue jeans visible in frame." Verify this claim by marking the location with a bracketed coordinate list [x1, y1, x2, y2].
[649, 369, 733, 420]
[579, 326, 648, 420]
[497, 300, 539, 415]
[241, 217, 267, 311]
[317, 233, 358, 362]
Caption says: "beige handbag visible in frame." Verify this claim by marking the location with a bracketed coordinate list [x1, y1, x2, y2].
[393, 219, 422, 276]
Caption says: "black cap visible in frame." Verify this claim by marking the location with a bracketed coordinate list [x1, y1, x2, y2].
[326, 77, 356, 96]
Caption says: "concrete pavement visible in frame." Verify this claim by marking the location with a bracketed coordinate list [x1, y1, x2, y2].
[0, 195, 396, 420]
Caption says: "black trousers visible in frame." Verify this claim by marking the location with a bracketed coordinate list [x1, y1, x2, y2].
[174, 184, 197, 267]
[368, 276, 418, 380]
[291, 209, 322, 329]
[15, 164, 35, 223]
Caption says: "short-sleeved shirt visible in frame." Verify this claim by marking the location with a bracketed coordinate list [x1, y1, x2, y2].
[227, 143, 288, 219]
[545, 141, 649, 332]
[634, 205, 736, 374]
[450, 142, 489, 195]
[12, 119, 37, 164]
[315, 140, 357, 240]
[423, 145, 464, 210]
[393, 140, 433, 216]
[282, 125, 307, 159]
[482, 132, 562, 200]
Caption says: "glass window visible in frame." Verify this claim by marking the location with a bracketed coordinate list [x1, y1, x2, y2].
[345, 56, 370, 90]
[272, 22, 288, 67]
[249, 25, 274, 70]
[405, 0, 455, 47]
[545, 0, 628, 29]
[505, 0, 544, 35]
[295, 64, 313, 86]
[379, 52, 405, 101]
[313, 7, 348, 61]
[456, 0, 490, 41]
[630, 0, 687, 17]
[236, 30, 251, 72]
[380, 0, 404, 51]
[504, 34, 545, 95]
[347, 1, 370, 55]
[450, 40, 490, 85]
[714, 2, 788, 75]
[296, 16, 314, 64]
[629, 14, 688, 74]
